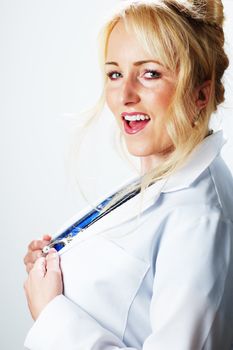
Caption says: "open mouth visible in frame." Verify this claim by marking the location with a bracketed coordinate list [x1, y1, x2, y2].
[122, 115, 151, 134]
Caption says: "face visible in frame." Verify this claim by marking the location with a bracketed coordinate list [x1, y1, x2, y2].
[105, 20, 177, 167]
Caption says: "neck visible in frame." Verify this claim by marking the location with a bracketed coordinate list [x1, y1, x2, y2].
[140, 155, 164, 175]
[140, 147, 174, 175]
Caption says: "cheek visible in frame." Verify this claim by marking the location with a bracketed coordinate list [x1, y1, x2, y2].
[150, 91, 172, 110]
[145, 82, 175, 109]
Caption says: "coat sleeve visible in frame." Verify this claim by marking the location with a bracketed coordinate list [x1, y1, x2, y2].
[24, 208, 233, 350]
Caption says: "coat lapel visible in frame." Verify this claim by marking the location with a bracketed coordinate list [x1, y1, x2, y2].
[59, 177, 167, 255]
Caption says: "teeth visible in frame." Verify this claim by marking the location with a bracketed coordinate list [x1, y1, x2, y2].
[123, 114, 150, 121]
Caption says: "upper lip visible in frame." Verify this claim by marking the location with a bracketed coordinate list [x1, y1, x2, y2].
[121, 112, 150, 119]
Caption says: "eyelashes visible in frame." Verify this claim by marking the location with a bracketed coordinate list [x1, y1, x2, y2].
[106, 71, 122, 80]
[144, 69, 161, 79]
[106, 69, 162, 81]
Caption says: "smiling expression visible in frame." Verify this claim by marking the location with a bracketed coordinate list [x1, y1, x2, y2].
[105, 20, 177, 161]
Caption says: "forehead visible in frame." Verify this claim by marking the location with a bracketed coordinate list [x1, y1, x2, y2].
[106, 20, 150, 61]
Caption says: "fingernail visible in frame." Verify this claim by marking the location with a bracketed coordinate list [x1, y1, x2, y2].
[47, 252, 58, 259]
[49, 248, 57, 253]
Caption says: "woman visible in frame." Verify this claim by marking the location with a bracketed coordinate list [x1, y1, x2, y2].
[23, 0, 233, 349]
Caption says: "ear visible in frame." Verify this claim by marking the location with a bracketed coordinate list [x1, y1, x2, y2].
[194, 80, 212, 111]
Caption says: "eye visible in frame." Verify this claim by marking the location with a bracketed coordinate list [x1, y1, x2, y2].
[106, 71, 122, 80]
[143, 69, 161, 79]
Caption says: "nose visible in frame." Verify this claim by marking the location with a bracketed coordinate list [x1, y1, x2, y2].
[120, 77, 141, 106]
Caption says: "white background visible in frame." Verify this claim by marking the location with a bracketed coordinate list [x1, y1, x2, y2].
[0, 1, 232, 349]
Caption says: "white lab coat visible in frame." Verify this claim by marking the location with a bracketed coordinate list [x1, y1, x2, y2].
[24, 130, 233, 350]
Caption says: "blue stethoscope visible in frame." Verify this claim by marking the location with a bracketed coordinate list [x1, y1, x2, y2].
[42, 177, 145, 254]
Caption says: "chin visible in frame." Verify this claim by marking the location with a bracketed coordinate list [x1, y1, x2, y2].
[126, 143, 154, 157]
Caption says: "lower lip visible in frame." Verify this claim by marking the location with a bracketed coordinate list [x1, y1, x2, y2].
[123, 118, 150, 134]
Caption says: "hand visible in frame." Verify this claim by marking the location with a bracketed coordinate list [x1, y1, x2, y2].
[24, 234, 52, 273]
[24, 249, 63, 320]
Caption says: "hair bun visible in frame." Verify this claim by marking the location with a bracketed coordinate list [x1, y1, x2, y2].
[172, 0, 224, 27]
[189, 0, 224, 27]
[204, 0, 224, 26]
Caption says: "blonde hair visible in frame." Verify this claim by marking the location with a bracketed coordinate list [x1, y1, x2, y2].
[71, 0, 229, 214]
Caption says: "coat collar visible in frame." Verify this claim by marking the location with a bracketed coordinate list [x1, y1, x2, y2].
[60, 131, 225, 254]
[114, 130, 225, 201]
[162, 130, 225, 193]
[93, 130, 226, 231]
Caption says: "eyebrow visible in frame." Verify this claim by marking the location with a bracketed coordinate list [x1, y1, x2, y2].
[105, 60, 162, 67]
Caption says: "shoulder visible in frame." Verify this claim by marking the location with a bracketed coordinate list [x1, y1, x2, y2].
[158, 155, 233, 222]
[147, 160, 233, 268]
[208, 155, 233, 220]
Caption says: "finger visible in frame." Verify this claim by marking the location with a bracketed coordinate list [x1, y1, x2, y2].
[31, 256, 47, 278]
[42, 234, 52, 241]
[23, 279, 29, 296]
[26, 262, 34, 274]
[28, 240, 44, 251]
[24, 250, 43, 266]
[28, 239, 51, 252]
[46, 250, 60, 273]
